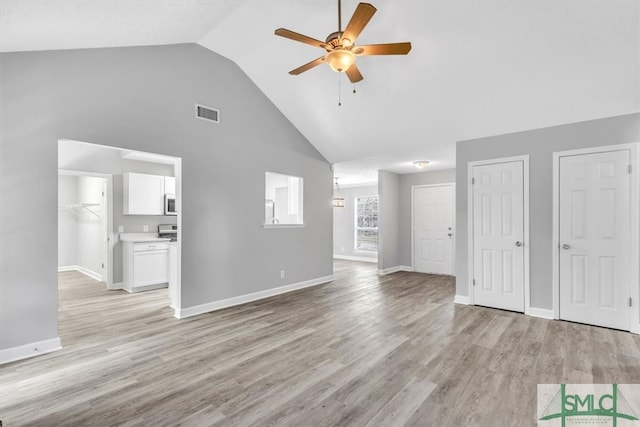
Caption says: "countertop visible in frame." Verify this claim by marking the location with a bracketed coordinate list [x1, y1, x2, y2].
[119, 233, 171, 243]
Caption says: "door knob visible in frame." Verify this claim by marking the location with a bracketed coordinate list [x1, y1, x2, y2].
[562, 244, 570, 250]
[515, 241, 523, 247]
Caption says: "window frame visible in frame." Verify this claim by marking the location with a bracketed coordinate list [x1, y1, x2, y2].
[354, 194, 379, 253]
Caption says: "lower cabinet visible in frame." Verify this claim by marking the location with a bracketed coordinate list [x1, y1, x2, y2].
[123, 241, 170, 292]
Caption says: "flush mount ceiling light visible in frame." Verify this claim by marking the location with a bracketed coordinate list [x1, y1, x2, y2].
[413, 161, 430, 169]
[275, 0, 412, 83]
[333, 177, 345, 208]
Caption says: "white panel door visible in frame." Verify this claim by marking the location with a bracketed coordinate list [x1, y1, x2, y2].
[413, 185, 454, 275]
[472, 161, 525, 312]
[559, 150, 631, 330]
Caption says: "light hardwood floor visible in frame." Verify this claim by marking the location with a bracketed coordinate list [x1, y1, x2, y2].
[1, 260, 639, 426]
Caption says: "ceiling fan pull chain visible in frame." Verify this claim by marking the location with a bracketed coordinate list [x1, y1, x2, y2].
[353, 84, 356, 94]
[338, 75, 342, 106]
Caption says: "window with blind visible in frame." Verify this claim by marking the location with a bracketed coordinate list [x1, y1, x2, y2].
[355, 195, 379, 252]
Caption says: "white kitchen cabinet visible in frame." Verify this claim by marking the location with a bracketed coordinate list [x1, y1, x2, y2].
[123, 172, 165, 215]
[164, 176, 176, 195]
[123, 240, 170, 292]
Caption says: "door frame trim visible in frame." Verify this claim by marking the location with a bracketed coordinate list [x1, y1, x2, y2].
[552, 143, 640, 333]
[411, 183, 456, 274]
[467, 155, 531, 313]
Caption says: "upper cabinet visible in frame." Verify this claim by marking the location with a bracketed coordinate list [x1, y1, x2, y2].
[123, 172, 165, 215]
[164, 176, 176, 195]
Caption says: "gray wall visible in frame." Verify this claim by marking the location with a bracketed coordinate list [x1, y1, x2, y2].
[398, 169, 456, 267]
[0, 43, 332, 351]
[59, 140, 178, 283]
[333, 184, 378, 261]
[456, 113, 640, 309]
[378, 171, 401, 270]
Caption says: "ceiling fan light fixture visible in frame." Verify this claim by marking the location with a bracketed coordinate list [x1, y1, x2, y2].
[325, 48, 356, 73]
[413, 160, 430, 169]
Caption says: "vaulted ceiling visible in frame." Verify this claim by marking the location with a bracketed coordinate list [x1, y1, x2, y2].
[2, 0, 638, 184]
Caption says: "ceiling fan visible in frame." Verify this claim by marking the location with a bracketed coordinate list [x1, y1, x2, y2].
[274, 0, 412, 83]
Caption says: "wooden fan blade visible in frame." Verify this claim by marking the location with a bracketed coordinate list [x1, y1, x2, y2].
[342, 3, 377, 45]
[275, 28, 328, 49]
[289, 56, 326, 75]
[345, 63, 363, 83]
[353, 42, 412, 55]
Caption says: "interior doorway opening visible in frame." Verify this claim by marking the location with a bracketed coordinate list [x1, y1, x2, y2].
[332, 178, 379, 265]
[57, 139, 182, 314]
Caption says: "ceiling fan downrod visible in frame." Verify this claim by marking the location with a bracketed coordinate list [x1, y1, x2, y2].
[338, 0, 342, 33]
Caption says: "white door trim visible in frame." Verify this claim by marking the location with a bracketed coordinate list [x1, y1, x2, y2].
[411, 183, 456, 274]
[174, 158, 183, 315]
[467, 155, 530, 314]
[552, 143, 640, 333]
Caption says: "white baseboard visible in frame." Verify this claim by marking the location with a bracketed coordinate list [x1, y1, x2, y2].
[58, 265, 103, 281]
[0, 337, 62, 365]
[76, 266, 103, 281]
[377, 266, 413, 275]
[452, 300, 556, 321]
[121, 283, 168, 293]
[454, 295, 470, 305]
[175, 275, 335, 319]
[333, 255, 377, 263]
[528, 307, 554, 320]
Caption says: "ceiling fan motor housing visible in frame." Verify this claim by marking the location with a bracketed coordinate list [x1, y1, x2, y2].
[325, 31, 350, 49]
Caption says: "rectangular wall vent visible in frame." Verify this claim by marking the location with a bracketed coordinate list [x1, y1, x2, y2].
[195, 104, 220, 123]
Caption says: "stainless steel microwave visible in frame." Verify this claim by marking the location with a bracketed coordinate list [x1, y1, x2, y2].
[164, 194, 177, 216]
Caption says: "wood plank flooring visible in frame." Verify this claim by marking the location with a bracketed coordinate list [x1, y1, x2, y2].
[1, 260, 639, 426]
